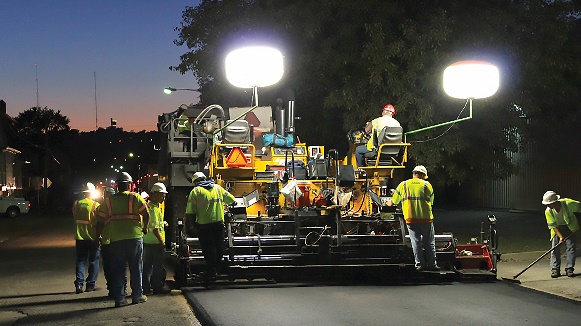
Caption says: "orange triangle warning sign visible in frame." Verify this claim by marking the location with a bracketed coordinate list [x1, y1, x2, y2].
[226, 147, 248, 167]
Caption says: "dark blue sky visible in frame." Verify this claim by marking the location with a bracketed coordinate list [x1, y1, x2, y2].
[1, 0, 201, 131]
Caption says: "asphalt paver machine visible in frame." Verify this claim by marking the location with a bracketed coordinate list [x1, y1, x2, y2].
[157, 100, 498, 285]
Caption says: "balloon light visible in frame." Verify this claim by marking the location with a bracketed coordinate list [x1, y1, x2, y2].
[225, 46, 284, 88]
[443, 60, 499, 99]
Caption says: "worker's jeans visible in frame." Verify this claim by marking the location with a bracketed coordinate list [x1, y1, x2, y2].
[75, 239, 100, 288]
[198, 222, 225, 280]
[355, 145, 371, 167]
[100, 244, 113, 294]
[110, 238, 143, 302]
[407, 223, 437, 268]
[550, 227, 576, 271]
[143, 243, 165, 292]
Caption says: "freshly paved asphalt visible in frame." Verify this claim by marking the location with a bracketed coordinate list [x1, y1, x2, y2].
[1, 209, 580, 325]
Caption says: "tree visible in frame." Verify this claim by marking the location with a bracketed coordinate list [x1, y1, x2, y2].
[14, 106, 71, 210]
[172, 0, 580, 186]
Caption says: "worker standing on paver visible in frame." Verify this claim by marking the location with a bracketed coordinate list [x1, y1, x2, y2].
[542, 191, 580, 278]
[387, 165, 438, 271]
[185, 172, 236, 286]
[96, 172, 150, 307]
[72, 182, 100, 293]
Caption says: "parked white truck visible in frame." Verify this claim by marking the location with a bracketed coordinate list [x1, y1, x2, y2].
[0, 196, 30, 218]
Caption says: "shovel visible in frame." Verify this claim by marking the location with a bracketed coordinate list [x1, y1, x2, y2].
[502, 231, 577, 284]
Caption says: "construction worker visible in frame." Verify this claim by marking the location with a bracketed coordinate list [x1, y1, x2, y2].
[72, 182, 100, 293]
[355, 103, 401, 167]
[387, 165, 438, 271]
[185, 172, 235, 286]
[542, 191, 580, 278]
[96, 172, 150, 308]
[98, 187, 116, 298]
[143, 183, 171, 295]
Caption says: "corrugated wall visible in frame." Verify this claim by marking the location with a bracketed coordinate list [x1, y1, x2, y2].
[461, 146, 581, 211]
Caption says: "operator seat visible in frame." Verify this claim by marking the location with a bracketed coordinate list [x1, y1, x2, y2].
[223, 119, 252, 144]
[363, 126, 403, 166]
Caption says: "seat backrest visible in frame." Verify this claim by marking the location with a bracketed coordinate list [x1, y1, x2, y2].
[223, 119, 251, 144]
[376, 126, 402, 145]
[377, 126, 403, 156]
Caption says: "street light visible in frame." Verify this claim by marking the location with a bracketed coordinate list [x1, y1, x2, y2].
[163, 87, 199, 94]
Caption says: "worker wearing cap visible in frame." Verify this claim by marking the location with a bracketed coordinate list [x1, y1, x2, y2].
[185, 172, 236, 286]
[143, 183, 171, 295]
[387, 165, 438, 271]
[542, 191, 580, 278]
[95, 172, 150, 308]
[72, 182, 100, 293]
[355, 103, 401, 167]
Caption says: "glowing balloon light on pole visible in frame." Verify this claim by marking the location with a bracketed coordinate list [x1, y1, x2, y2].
[225, 46, 283, 89]
[443, 60, 499, 99]
[405, 60, 500, 140]
[217, 46, 284, 138]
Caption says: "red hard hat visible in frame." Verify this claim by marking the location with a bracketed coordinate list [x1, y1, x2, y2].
[383, 104, 396, 116]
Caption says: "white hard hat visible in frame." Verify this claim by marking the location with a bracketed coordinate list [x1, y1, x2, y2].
[116, 171, 133, 183]
[542, 191, 560, 205]
[412, 165, 428, 179]
[82, 182, 96, 193]
[191, 171, 206, 183]
[151, 182, 168, 194]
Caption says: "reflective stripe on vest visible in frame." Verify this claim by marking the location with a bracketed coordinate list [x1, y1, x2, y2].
[109, 194, 141, 223]
[402, 180, 432, 224]
[73, 199, 97, 224]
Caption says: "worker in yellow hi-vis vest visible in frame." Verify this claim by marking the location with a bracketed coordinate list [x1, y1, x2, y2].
[72, 182, 100, 294]
[186, 172, 235, 287]
[143, 183, 171, 295]
[387, 165, 438, 271]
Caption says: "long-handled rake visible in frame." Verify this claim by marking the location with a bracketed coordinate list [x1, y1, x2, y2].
[502, 231, 577, 284]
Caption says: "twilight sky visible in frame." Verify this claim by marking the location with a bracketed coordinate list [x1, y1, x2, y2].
[1, 0, 201, 132]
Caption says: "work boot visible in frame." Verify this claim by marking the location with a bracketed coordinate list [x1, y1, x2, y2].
[427, 265, 441, 271]
[132, 295, 147, 304]
[551, 269, 560, 278]
[85, 284, 96, 292]
[75, 285, 83, 294]
[566, 268, 575, 277]
[115, 299, 129, 308]
[153, 286, 172, 295]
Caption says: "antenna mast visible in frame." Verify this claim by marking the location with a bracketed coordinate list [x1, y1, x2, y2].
[35, 64, 39, 107]
[94, 71, 98, 129]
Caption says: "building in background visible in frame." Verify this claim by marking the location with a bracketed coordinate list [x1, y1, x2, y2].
[0, 100, 26, 198]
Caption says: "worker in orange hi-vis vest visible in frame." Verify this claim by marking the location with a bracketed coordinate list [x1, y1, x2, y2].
[96, 172, 150, 308]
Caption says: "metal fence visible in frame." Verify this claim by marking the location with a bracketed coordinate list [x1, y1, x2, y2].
[460, 146, 581, 211]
